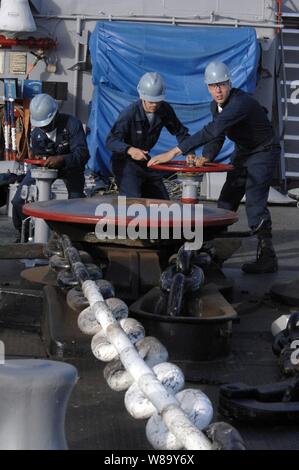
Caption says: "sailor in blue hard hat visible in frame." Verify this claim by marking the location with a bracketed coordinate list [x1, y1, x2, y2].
[106, 72, 192, 199]
[149, 61, 281, 274]
[12, 93, 89, 241]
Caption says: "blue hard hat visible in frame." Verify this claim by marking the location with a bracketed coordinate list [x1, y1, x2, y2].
[137, 72, 166, 102]
[204, 61, 231, 85]
[30, 93, 58, 127]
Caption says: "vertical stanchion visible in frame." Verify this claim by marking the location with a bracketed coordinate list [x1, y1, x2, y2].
[4, 99, 11, 160]
[9, 98, 17, 160]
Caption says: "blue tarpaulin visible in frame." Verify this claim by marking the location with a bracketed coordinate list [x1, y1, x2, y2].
[87, 22, 260, 176]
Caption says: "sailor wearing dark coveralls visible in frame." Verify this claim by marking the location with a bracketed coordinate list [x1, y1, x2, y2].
[148, 61, 281, 274]
[106, 72, 191, 199]
[12, 93, 89, 240]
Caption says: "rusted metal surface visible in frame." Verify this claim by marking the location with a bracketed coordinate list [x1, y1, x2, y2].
[20, 266, 58, 286]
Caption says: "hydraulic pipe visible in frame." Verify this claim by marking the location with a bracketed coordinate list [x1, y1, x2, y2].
[3, 100, 10, 160]
[72, 17, 82, 115]
[33, 14, 280, 29]
[9, 99, 17, 160]
[30, 167, 58, 243]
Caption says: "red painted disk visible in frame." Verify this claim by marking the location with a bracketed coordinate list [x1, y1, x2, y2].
[151, 160, 234, 173]
[24, 159, 47, 166]
[23, 196, 238, 229]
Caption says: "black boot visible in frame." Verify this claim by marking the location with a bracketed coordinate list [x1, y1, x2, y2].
[242, 234, 278, 274]
[14, 230, 21, 244]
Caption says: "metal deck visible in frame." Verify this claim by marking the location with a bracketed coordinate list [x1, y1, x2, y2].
[0, 202, 299, 450]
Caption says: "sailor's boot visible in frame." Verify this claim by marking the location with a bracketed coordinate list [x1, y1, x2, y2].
[14, 230, 21, 244]
[242, 227, 278, 274]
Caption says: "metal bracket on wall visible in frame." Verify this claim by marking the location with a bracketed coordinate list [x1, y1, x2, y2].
[68, 31, 90, 71]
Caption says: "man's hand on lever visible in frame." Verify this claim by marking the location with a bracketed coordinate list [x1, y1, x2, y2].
[147, 147, 181, 167]
[186, 154, 196, 166]
[194, 156, 209, 167]
[32, 154, 46, 161]
[187, 155, 209, 167]
[127, 147, 148, 161]
[45, 155, 65, 169]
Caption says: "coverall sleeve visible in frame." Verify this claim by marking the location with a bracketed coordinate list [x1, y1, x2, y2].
[178, 101, 247, 155]
[63, 119, 90, 169]
[105, 113, 132, 154]
[202, 134, 225, 161]
[163, 105, 190, 146]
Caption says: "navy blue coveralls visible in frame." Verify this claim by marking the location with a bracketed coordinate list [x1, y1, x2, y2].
[12, 113, 89, 232]
[178, 88, 281, 230]
[0, 172, 20, 207]
[106, 100, 190, 199]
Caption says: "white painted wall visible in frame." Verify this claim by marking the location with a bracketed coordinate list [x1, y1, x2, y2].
[33, 0, 276, 22]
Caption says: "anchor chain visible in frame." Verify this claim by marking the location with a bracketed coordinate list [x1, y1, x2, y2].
[272, 311, 299, 376]
[45, 234, 245, 451]
[160, 246, 205, 317]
